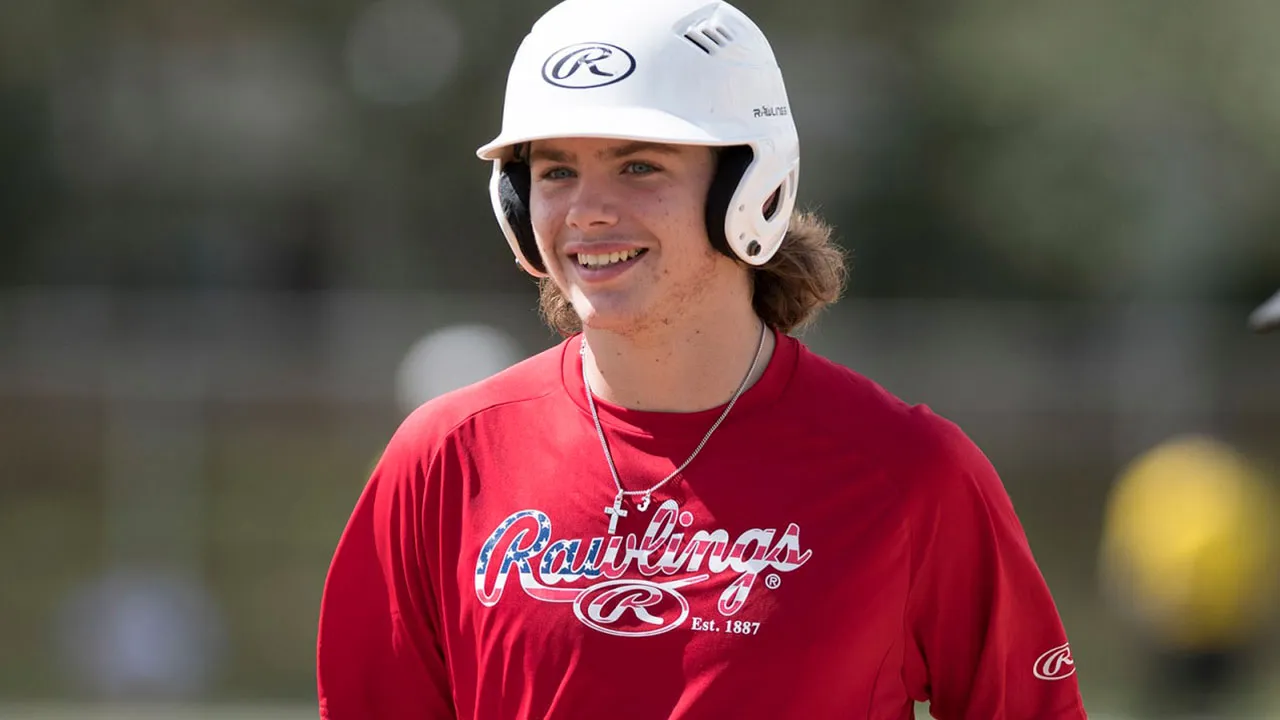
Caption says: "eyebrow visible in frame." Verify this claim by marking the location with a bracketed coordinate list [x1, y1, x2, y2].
[527, 141, 683, 164]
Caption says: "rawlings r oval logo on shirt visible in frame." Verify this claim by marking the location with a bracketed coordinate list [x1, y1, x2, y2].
[1033, 642, 1076, 680]
[474, 499, 812, 637]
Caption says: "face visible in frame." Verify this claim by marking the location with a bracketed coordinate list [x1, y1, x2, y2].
[527, 137, 747, 336]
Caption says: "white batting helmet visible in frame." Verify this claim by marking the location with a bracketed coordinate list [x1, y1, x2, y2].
[476, 0, 800, 276]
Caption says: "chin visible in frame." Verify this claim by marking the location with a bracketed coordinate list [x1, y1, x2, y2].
[571, 293, 654, 334]
[575, 308, 636, 333]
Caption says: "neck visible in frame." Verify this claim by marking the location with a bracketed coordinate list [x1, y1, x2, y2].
[581, 308, 775, 412]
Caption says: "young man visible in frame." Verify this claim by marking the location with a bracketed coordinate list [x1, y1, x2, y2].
[316, 0, 1088, 717]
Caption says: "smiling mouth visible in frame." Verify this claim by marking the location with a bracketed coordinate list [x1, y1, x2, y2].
[575, 248, 647, 268]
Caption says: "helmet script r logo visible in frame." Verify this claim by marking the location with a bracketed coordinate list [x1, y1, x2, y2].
[542, 42, 636, 89]
[1033, 642, 1076, 681]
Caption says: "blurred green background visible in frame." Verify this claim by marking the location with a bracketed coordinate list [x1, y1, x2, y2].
[1, 0, 1278, 717]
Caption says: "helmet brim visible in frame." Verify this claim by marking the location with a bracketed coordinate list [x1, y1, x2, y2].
[476, 105, 752, 160]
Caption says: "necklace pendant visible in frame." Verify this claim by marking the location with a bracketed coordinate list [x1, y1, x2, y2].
[604, 491, 628, 534]
[636, 494, 651, 512]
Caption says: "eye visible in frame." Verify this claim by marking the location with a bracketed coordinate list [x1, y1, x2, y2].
[622, 161, 660, 175]
[538, 166, 576, 181]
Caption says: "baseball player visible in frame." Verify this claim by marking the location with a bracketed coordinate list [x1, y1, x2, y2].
[316, 0, 1088, 718]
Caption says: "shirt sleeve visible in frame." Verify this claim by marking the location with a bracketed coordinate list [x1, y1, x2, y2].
[900, 409, 1087, 720]
[316, 417, 455, 719]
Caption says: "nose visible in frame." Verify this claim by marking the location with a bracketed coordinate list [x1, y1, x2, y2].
[564, 181, 619, 231]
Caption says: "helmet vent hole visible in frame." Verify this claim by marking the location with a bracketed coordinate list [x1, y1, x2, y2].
[682, 23, 733, 55]
[762, 189, 781, 221]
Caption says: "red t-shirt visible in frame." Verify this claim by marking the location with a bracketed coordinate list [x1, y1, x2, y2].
[317, 330, 1088, 719]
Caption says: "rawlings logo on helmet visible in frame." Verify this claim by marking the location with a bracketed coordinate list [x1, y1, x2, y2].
[541, 42, 637, 89]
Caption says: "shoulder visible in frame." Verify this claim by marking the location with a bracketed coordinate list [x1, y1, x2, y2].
[787, 342, 916, 429]
[381, 339, 568, 464]
[791, 342, 981, 456]
[792, 340, 999, 497]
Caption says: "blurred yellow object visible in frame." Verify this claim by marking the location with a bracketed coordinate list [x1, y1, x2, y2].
[1100, 434, 1278, 650]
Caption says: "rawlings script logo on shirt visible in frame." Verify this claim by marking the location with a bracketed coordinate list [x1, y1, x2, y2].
[474, 500, 812, 637]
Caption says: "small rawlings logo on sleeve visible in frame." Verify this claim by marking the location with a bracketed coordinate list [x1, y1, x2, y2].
[1033, 642, 1076, 680]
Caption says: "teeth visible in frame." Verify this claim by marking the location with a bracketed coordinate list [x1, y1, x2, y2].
[577, 249, 642, 267]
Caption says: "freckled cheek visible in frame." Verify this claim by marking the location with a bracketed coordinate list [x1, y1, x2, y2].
[651, 194, 706, 258]
[530, 196, 565, 258]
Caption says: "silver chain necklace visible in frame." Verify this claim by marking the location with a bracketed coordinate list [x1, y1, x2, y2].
[582, 322, 768, 534]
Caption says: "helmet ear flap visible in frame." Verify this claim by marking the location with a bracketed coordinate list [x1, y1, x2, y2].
[705, 145, 754, 259]
[493, 157, 545, 275]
